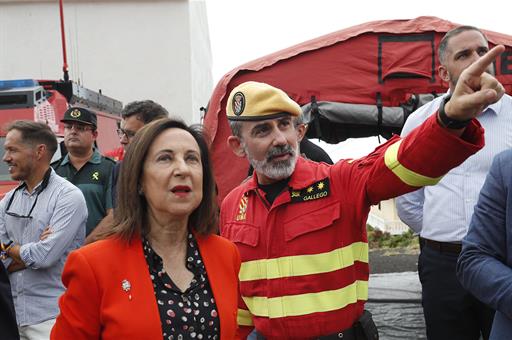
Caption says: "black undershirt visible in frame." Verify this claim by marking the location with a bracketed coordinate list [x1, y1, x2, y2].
[258, 177, 290, 205]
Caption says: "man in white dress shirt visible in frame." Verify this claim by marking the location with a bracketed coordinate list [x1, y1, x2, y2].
[396, 26, 512, 340]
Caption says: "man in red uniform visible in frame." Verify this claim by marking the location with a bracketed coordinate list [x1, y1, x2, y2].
[219, 46, 505, 339]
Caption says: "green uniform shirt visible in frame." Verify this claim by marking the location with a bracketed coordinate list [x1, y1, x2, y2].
[52, 149, 115, 235]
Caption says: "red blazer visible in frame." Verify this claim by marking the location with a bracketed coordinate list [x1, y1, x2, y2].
[51, 233, 240, 339]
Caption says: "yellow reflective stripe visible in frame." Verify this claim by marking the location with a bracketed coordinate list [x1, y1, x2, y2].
[239, 242, 368, 282]
[237, 308, 254, 326]
[384, 140, 443, 187]
[243, 280, 368, 318]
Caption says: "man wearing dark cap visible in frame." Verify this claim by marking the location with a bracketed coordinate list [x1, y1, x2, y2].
[219, 45, 505, 340]
[52, 107, 116, 236]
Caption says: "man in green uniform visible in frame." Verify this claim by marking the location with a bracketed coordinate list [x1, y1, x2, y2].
[53, 107, 115, 236]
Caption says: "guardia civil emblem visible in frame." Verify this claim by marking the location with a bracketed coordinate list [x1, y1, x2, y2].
[232, 92, 245, 116]
[91, 171, 100, 181]
[70, 109, 81, 118]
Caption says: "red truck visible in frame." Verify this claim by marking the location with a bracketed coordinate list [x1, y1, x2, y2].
[0, 78, 122, 197]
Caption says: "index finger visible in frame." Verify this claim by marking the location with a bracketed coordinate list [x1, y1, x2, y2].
[465, 44, 505, 76]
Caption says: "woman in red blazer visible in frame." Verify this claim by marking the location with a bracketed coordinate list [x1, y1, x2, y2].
[52, 119, 240, 339]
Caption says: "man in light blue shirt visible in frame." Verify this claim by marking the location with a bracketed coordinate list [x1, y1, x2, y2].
[0, 121, 87, 339]
[396, 26, 512, 340]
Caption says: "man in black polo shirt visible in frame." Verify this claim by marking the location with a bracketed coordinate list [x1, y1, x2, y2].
[53, 107, 115, 237]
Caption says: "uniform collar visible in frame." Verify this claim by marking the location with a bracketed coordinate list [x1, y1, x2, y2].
[243, 157, 324, 193]
[60, 148, 102, 166]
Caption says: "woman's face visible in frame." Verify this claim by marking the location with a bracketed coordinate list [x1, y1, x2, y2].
[141, 128, 203, 220]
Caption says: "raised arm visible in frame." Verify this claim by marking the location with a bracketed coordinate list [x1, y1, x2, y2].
[360, 45, 506, 205]
[443, 44, 505, 134]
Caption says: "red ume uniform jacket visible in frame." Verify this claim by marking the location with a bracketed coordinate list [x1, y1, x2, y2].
[220, 114, 484, 339]
[51, 233, 241, 339]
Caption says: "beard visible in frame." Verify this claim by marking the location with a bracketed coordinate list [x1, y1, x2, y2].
[8, 162, 31, 181]
[245, 143, 299, 181]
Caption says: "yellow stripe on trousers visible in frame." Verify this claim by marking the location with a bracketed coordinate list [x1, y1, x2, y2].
[239, 242, 368, 282]
[384, 140, 443, 187]
[242, 280, 368, 318]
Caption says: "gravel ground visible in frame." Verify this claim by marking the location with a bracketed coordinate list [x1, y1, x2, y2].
[369, 247, 420, 274]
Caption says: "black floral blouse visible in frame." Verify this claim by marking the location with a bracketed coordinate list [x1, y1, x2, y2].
[143, 233, 220, 339]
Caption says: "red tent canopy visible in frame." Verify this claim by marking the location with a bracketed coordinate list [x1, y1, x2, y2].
[204, 16, 512, 201]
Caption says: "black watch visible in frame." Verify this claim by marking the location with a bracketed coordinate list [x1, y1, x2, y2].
[437, 94, 472, 129]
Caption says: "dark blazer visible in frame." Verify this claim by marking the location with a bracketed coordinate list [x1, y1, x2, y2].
[0, 261, 19, 340]
[51, 233, 240, 339]
[457, 149, 512, 339]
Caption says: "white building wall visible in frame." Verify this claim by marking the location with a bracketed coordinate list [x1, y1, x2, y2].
[189, 0, 212, 123]
[0, 0, 212, 123]
[368, 198, 410, 235]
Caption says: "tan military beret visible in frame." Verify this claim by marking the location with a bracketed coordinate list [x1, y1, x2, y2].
[226, 81, 302, 121]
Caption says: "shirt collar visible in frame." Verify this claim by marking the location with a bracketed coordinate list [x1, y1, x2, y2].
[484, 99, 501, 116]
[446, 89, 501, 116]
[20, 168, 54, 195]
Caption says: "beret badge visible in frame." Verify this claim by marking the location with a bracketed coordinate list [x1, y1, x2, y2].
[232, 92, 245, 116]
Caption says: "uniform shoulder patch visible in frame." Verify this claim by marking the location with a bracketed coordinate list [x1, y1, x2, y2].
[289, 178, 330, 203]
[236, 193, 249, 221]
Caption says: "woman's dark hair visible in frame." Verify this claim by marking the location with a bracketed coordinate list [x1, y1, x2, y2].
[107, 118, 218, 241]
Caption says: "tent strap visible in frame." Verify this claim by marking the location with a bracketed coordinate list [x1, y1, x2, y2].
[310, 96, 322, 140]
[376, 92, 383, 143]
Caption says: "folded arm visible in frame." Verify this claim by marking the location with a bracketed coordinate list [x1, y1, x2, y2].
[19, 188, 87, 269]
